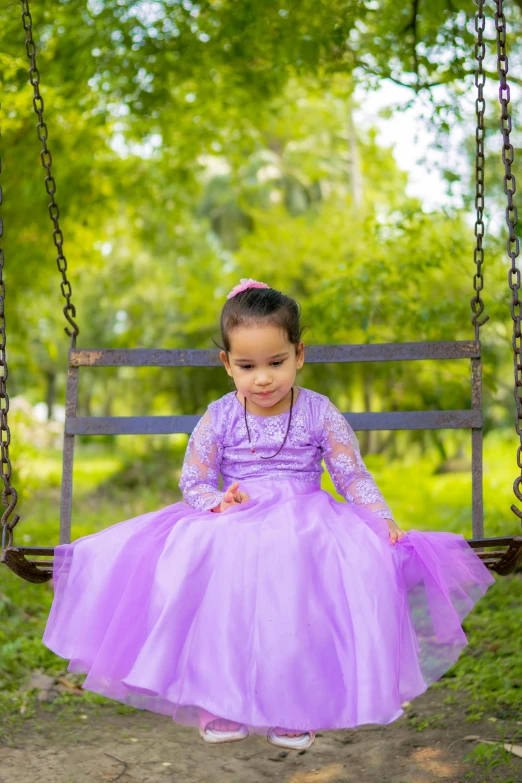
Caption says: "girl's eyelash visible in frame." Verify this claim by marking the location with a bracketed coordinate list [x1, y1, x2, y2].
[239, 360, 284, 370]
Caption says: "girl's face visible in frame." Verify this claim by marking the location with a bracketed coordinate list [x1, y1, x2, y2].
[220, 323, 305, 415]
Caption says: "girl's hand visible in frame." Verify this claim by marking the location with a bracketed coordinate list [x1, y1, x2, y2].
[211, 482, 250, 512]
[386, 519, 406, 545]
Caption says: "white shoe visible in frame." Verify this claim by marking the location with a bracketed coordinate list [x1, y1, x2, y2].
[267, 727, 316, 750]
[199, 720, 249, 744]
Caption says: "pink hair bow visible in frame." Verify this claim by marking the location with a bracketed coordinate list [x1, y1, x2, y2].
[226, 278, 270, 299]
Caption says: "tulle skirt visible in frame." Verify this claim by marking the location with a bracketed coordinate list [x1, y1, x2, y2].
[42, 478, 495, 735]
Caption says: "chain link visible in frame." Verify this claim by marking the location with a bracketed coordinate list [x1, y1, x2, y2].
[20, 0, 79, 343]
[471, 0, 489, 337]
[0, 111, 21, 547]
[493, 1, 522, 522]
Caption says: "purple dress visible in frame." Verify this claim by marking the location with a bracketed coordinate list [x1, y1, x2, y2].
[42, 386, 495, 735]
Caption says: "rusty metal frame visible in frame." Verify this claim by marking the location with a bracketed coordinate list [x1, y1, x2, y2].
[62, 340, 486, 536]
[5, 339, 522, 580]
[6, 337, 514, 577]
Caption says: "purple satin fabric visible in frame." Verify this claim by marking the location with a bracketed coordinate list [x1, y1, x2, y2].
[42, 478, 495, 735]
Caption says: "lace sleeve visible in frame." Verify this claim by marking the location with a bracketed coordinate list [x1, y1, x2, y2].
[320, 400, 395, 523]
[179, 409, 225, 512]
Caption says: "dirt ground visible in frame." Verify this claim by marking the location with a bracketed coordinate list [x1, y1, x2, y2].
[1, 684, 520, 783]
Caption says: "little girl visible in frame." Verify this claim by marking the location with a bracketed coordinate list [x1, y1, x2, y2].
[43, 279, 495, 751]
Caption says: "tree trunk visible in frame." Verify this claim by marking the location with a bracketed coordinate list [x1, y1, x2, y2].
[347, 99, 363, 210]
[45, 370, 56, 421]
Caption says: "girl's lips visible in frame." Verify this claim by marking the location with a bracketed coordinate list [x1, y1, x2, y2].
[257, 391, 274, 397]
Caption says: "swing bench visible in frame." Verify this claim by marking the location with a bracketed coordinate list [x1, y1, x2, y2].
[1, 0, 522, 583]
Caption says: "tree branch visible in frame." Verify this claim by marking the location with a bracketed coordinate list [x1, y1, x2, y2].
[355, 60, 522, 95]
[403, 0, 420, 89]
[354, 58, 444, 92]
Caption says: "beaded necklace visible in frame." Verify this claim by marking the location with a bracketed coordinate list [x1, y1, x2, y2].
[243, 387, 294, 459]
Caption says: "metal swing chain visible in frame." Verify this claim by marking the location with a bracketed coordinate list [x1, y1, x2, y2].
[2, 2, 82, 552]
[0, 120, 21, 549]
[493, 0, 522, 522]
[20, 0, 79, 344]
[471, 0, 489, 337]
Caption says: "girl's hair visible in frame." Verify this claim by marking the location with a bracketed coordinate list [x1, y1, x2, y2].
[215, 286, 306, 355]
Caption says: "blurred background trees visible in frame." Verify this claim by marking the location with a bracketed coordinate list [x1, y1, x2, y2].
[1, 0, 521, 533]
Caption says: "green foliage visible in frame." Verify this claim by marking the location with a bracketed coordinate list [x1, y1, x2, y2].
[407, 712, 447, 732]
[463, 734, 522, 781]
[437, 572, 522, 721]
[0, 0, 519, 437]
